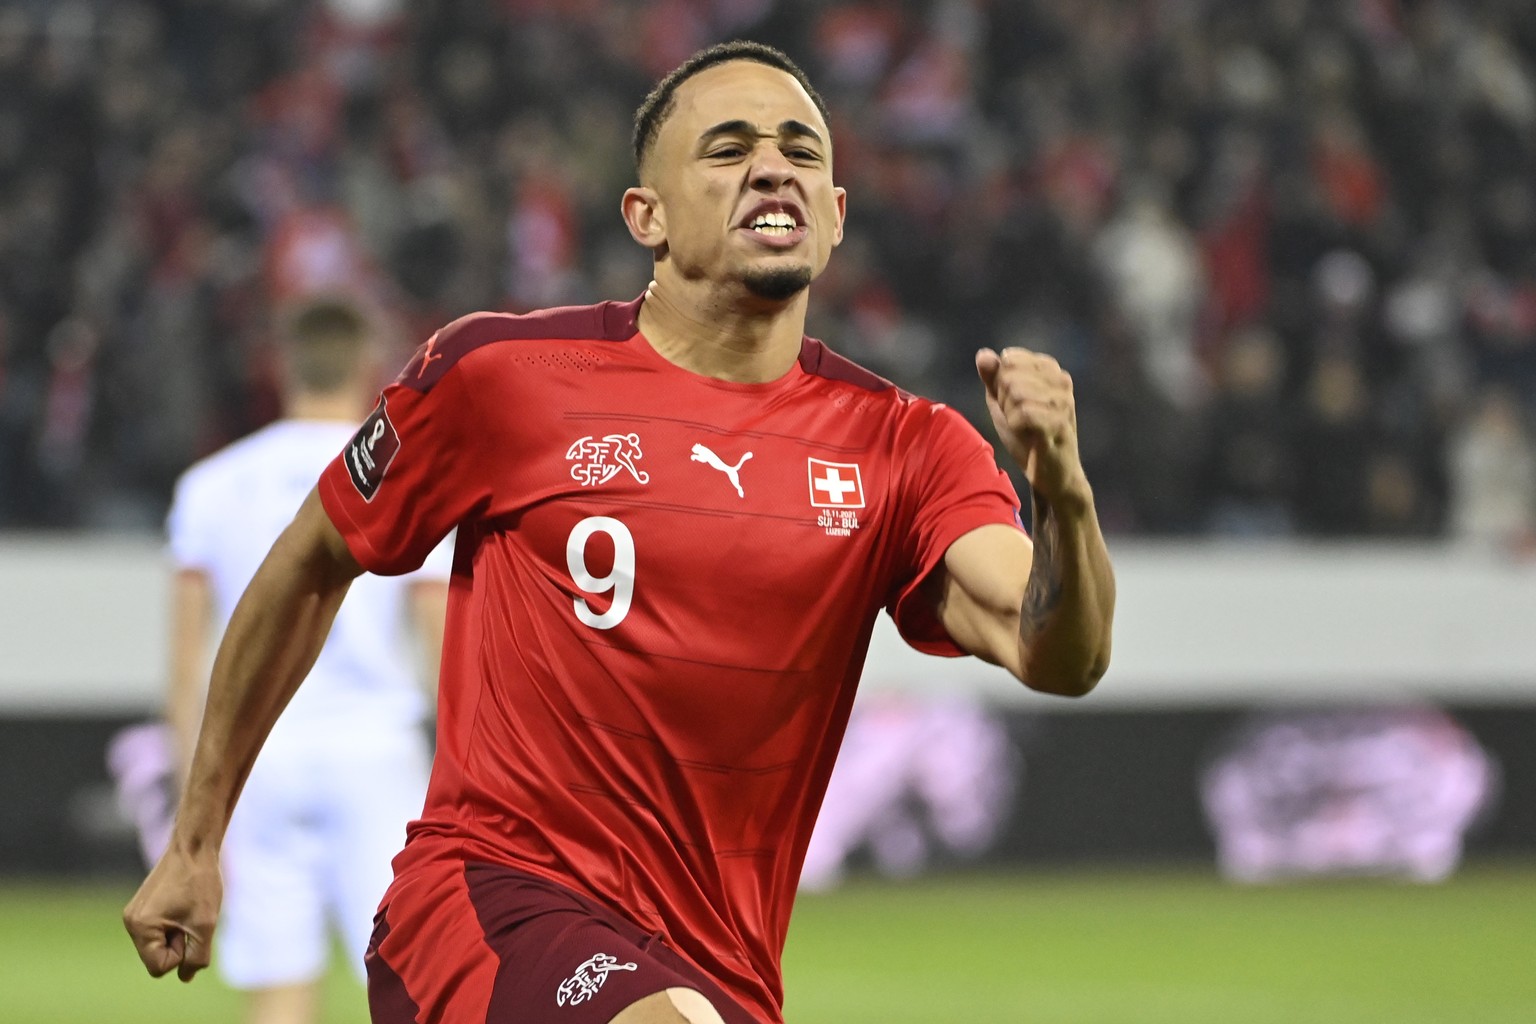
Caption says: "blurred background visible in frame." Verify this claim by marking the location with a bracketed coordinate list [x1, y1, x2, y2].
[1, 1, 1534, 1021]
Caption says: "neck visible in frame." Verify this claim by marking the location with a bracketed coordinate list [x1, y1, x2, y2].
[636, 276, 808, 383]
[286, 389, 368, 423]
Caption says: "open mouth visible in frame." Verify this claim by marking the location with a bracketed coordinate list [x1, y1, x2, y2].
[739, 201, 807, 244]
[748, 210, 798, 237]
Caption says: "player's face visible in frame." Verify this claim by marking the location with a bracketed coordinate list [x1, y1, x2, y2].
[644, 61, 846, 301]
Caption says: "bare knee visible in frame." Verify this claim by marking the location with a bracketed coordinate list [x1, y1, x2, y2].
[606, 987, 727, 1024]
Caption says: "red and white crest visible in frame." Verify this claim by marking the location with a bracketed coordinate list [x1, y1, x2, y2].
[807, 458, 865, 509]
[566, 433, 650, 487]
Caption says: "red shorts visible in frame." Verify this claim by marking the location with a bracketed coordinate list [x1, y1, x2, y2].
[365, 860, 762, 1024]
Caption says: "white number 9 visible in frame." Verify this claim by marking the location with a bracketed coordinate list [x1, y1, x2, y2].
[566, 516, 635, 629]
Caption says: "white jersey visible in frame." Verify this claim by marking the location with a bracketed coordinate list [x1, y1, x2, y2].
[168, 419, 449, 737]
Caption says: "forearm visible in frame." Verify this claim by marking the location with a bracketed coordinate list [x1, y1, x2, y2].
[1018, 486, 1115, 696]
[166, 662, 205, 784]
[166, 572, 212, 781]
[170, 507, 357, 850]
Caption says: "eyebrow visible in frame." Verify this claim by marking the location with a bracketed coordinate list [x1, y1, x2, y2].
[698, 119, 825, 148]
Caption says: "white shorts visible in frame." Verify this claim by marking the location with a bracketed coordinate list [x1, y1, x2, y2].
[217, 725, 430, 990]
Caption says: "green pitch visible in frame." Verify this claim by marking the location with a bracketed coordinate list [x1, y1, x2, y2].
[4, 865, 1532, 1023]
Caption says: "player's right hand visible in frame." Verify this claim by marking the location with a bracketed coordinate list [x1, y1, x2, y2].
[123, 841, 223, 982]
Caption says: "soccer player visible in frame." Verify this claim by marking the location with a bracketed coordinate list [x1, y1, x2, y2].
[161, 297, 449, 1024]
[125, 41, 1116, 1024]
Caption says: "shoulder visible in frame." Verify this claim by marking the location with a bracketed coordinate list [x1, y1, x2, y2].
[798, 338, 994, 459]
[169, 426, 282, 536]
[400, 297, 644, 392]
[797, 336, 950, 424]
[174, 425, 281, 500]
[797, 337, 901, 395]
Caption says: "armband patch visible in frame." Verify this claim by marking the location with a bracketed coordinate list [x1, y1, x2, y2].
[346, 397, 401, 502]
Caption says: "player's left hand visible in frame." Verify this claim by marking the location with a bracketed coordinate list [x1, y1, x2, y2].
[975, 347, 1090, 509]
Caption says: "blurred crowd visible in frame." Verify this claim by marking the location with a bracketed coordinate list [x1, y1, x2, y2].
[2, 0, 1535, 545]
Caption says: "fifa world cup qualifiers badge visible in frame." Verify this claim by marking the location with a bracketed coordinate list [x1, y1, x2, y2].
[346, 397, 401, 502]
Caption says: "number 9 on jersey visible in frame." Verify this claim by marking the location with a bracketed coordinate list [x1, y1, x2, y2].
[566, 517, 635, 630]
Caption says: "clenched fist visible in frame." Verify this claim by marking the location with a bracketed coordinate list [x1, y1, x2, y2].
[123, 842, 222, 983]
[975, 347, 1089, 509]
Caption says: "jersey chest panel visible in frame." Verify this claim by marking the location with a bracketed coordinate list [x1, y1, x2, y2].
[502, 388, 898, 659]
[457, 357, 906, 763]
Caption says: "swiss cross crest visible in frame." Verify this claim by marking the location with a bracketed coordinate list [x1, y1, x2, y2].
[808, 458, 865, 508]
[808, 458, 864, 536]
[566, 433, 651, 487]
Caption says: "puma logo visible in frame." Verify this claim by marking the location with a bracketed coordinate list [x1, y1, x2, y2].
[690, 443, 752, 498]
[416, 334, 444, 378]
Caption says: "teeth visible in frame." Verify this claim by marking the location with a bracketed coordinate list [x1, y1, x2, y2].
[751, 211, 796, 234]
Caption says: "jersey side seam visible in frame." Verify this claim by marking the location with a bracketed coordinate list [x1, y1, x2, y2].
[453, 354, 498, 800]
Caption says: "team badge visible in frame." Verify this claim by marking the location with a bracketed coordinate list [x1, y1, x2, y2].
[555, 953, 638, 1006]
[566, 433, 651, 487]
[808, 458, 864, 508]
[345, 397, 401, 502]
[808, 457, 864, 536]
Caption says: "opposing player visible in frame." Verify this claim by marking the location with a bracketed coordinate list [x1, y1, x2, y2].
[161, 297, 448, 1024]
[125, 42, 1115, 1024]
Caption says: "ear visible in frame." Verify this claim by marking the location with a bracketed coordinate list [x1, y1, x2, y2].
[621, 186, 666, 252]
[831, 186, 847, 248]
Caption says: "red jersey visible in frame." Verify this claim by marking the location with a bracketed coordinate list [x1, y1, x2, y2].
[318, 296, 1020, 1022]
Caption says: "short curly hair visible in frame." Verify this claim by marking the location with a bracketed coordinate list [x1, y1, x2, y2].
[631, 40, 830, 177]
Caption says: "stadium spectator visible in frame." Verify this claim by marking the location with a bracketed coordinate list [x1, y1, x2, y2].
[1197, 324, 1296, 537]
[1294, 351, 1378, 535]
[1094, 182, 1207, 410]
[1446, 383, 1536, 550]
[0, 1, 1533, 540]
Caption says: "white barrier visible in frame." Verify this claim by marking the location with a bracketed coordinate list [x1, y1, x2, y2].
[3, 536, 1535, 712]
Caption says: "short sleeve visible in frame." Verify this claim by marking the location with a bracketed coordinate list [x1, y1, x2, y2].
[887, 404, 1023, 656]
[166, 467, 218, 572]
[409, 530, 456, 583]
[318, 359, 490, 576]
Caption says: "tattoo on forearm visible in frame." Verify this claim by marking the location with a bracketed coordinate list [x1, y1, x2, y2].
[1021, 493, 1063, 638]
